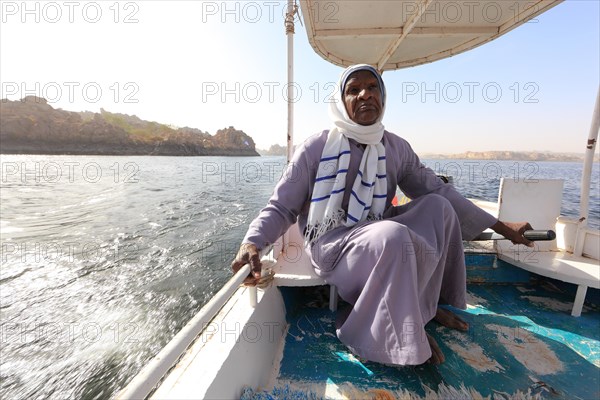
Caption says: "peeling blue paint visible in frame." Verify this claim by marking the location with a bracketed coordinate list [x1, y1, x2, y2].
[277, 272, 600, 399]
[334, 351, 374, 376]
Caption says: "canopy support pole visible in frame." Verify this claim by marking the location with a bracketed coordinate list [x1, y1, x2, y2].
[377, 0, 432, 71]
[574, 86, 599, 256]
[285, 0, 296, 163]
[283, 0, 297, 251]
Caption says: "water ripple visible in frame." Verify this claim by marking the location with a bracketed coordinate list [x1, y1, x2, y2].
[1, 155, 597, 399]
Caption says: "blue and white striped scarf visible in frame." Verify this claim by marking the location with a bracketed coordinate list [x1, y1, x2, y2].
[305, 65, 387, 245]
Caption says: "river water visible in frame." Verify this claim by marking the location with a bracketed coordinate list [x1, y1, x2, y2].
[0, 155, 598, 399]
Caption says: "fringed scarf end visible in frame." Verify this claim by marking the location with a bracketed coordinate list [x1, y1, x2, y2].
[304, 209, 346, 246]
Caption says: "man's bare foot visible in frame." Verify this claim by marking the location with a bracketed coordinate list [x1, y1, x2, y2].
[426, 333, 445, 365]
[425, 308, 466, 365]
[434, 307, 469, 331]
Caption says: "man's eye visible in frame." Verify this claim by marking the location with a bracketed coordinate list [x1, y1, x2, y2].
[347, 88, 359, 95]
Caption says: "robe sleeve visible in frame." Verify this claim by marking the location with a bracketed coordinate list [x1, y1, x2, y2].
[392, 136, 498, 240]
[242, 139, 318, 250]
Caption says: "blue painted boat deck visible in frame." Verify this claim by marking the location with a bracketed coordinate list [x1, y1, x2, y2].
[266, 254, 600, 399]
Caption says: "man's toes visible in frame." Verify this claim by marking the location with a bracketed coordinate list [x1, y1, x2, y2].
[426, 333, 445, 365]
[435, 308, 469, 331]
[453, 317, 469, 331]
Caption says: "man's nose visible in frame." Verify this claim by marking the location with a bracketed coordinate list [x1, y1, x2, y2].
[358, 88, 372, 100]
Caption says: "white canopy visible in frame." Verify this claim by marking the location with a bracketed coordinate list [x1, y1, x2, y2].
[299, 0, 562, 71]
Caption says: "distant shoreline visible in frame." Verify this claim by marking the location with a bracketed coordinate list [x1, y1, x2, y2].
[258, 147, 598, 162]
[419, 151, 599, 163]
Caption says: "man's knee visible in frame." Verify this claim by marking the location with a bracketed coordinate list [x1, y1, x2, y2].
[420, 193, 452, 209]
[421, 194, 459, 220]
[372, 221, 417, 261]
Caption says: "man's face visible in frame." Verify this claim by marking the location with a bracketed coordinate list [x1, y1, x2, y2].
[343, 70, 383, 126]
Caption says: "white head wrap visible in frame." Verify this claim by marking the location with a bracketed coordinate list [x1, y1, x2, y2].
[305, 65, 388, 244]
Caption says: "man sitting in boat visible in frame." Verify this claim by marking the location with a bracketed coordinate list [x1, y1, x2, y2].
[232, 64, 533, 366]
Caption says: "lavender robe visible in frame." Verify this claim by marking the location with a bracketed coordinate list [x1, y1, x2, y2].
[243, 130, 497, 365]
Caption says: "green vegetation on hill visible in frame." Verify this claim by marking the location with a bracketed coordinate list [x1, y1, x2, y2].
[0, 97, 259, 156]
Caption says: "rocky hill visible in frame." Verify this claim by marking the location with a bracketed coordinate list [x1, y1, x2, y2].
[0, 97, 259, 156]
[258, 144, 287, 156]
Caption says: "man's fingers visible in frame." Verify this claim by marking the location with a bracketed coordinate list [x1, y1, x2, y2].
[231, 260, 243, 273]
[231, 253, 249, 273]
[511, 237, 533, 247]
[518, 223, 534, 246]
[250, 253, 262, 278]
[237, 253, 261, 285]
[522, 223, 534, 246]
[231, 244, 261, 281]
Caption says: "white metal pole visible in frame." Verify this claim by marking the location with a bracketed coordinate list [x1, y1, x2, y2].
[579, 87, 600, 224]
[283, 0, 295, 250]
[285, 0, 295, 163]
[573, 87, 600, 256]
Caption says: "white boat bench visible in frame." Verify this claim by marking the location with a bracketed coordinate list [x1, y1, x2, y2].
[268, 222, 339, 311]
[494, 178, 600, 317]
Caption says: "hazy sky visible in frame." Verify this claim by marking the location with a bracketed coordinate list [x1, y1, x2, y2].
[1, 0, 599, 154]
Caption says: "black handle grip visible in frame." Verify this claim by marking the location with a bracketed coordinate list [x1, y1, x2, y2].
[472, 230, 556, 241]
[523, 230, 556, 241]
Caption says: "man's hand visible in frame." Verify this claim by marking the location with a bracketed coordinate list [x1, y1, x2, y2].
[231, 243, 262, 284]
[491, 220, 534, 247]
